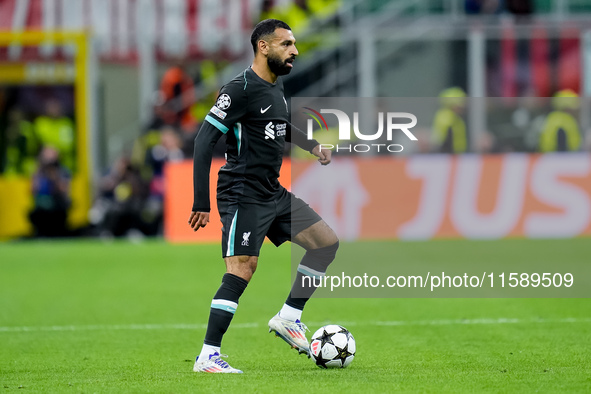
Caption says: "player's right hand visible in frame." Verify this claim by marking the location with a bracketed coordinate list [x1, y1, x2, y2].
[188, 211, 210, 231]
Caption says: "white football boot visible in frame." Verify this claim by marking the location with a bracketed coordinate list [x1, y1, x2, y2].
[268, 314, 310, 355]
[193, 352, 243, 373]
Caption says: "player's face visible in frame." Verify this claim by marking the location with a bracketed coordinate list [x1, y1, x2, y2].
[266, 28, 298, 76]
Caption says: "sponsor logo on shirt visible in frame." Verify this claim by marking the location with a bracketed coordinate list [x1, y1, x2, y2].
[265, 122, 275, 140]
[210, 105, 227, 120]
[265, 122, 287, 140]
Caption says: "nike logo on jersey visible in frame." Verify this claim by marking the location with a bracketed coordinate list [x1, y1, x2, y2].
[260, 105, 272, 113]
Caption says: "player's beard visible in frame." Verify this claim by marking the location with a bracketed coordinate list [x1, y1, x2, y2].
[267, 52, 294, 76]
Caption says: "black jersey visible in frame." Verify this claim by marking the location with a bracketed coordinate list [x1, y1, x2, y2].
[192, 68, 318, 212]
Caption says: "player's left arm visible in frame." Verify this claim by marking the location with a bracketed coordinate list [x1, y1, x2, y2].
[287, 123, 331, 165]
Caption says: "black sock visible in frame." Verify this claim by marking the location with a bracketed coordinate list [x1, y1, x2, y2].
[285, 241, 339, 311]
[203, 273, 248, 347]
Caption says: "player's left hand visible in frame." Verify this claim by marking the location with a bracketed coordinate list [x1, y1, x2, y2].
[311, 145, 331, 165]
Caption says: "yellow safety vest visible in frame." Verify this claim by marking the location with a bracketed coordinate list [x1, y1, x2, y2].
[4, 120, 38, 176]
[34, 116, 75, 172]
[539, 111, 581, 152]
[432, 108, 467, 153]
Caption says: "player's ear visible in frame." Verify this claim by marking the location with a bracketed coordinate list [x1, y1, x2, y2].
[258, 40, 268, 55]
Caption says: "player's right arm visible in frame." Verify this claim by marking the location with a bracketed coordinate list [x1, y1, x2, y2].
[189, 81, 248, 231]
[189, 122, 223, 231]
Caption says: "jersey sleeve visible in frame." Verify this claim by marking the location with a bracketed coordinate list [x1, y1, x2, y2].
[203, 82, 248, 134]
[192, 121, 225, 212]
[287, 122, 319, 152]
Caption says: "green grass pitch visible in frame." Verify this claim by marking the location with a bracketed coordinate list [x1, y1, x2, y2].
[1, 239, 590, 392]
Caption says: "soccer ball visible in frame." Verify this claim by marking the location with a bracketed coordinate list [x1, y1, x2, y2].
[310, 325, 356, 368]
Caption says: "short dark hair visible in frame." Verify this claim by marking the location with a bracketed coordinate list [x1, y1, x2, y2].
[250, 19, 292, 54]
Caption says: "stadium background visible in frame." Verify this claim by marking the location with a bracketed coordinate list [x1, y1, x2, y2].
[1, 0, 590, 391]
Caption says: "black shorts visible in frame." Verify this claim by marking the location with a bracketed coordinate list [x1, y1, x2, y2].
[217, 187, 321, 258]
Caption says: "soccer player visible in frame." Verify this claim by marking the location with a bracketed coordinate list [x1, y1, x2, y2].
[188, 19, 339, 373]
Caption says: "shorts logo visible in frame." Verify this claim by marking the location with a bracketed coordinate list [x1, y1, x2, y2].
[216, 94, 231, 110]
[241, 232, 251, 246]
[265, 122, 275, 140]
[210, 105, 227, 120]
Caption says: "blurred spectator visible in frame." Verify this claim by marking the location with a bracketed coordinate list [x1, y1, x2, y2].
[147, 126, 185, 199]
[92, 156, 153, 237]
[431, 87, 468, 154]
[155, 60, 197, 134]
[539, 89, 581, 152]
[29, 147, 71, 237]
[147, 127, 186, 233]
[132, 126, 185, 178]
[34, 99, 76, 173]
[112, 126, 186, 237]
[3, 108, 39, 176]
[131, 126, 162, 180]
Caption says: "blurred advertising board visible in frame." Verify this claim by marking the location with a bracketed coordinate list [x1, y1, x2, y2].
[164, 153, 591, 243]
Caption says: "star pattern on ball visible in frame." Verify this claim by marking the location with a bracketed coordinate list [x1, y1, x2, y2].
[319, 329, 337, 347]
[337, 343, 354, 360]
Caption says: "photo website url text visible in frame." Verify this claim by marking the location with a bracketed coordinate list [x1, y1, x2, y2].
[303, 272, 574, 292]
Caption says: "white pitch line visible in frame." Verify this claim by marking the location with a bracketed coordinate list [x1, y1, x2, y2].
[0, 317, 589, 333]
[372, 317, 591, 326]
[0, 322, 259, 333]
